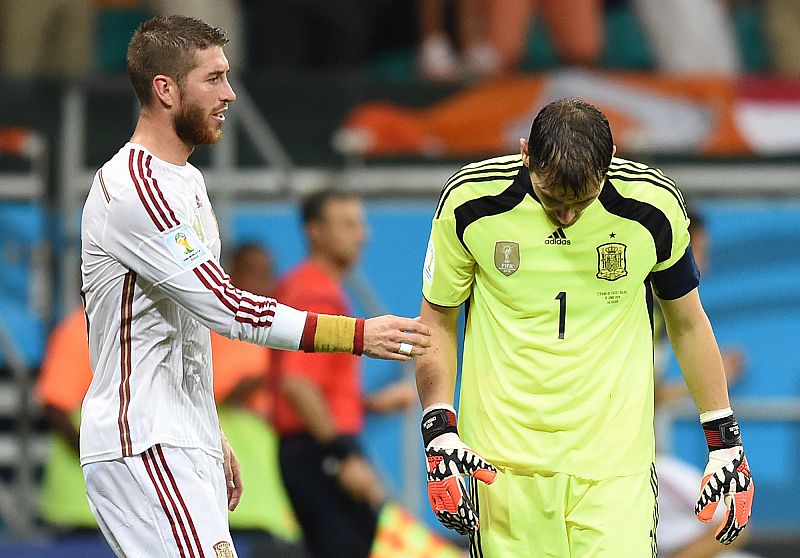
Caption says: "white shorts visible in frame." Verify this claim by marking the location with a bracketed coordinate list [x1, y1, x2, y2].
[83, 444, 238, 558]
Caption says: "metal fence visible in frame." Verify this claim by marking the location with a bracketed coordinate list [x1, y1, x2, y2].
[0, 80, 798, 538]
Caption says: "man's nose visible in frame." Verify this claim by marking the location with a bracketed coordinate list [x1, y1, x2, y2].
[223, 78, 236, 103]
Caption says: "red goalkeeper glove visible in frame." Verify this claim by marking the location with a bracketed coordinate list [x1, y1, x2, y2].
[421, 405, 497, 535]
[695, 409, 754, 545]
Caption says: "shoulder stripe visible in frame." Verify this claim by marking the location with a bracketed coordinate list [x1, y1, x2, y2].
[607, 172, 687, 219]
[129, 149, 165, 231]
[144, 155, 179, 228]
[436, 160, 522, 219]
[608, 162, 687, 218]
[600, 180, 673, 264]
[609, 161, 683, 203]
[454, 170, 529, 248]
[117, 270, 135, 458]
[98, 169, 111, 203]
[136, 150, 176, 230]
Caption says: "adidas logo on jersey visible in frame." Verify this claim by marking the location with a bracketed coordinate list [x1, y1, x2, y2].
[545, 228, 571, 245]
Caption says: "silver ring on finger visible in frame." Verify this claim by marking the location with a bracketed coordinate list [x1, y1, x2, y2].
[398, 342, 413, 356]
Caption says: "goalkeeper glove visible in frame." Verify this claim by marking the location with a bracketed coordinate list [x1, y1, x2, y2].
[695, 409, 754, 545]
[421, 405, 497, 535]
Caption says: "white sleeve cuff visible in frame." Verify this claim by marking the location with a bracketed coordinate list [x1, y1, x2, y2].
[699, 407, 733, 424]
[267, 303, 307, 350]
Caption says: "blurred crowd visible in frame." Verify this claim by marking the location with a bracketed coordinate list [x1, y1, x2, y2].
[0, 0, 798, 80]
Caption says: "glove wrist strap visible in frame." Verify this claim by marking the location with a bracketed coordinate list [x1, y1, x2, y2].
[701, 412, 742, 451]
[421, 406, 458, 447]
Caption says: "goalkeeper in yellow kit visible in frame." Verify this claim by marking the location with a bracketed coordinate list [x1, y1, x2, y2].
[415, 98, 754, 557]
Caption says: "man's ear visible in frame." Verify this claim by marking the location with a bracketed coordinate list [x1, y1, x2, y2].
[152, 74, 177, 108]
[519, 138, 530, 167]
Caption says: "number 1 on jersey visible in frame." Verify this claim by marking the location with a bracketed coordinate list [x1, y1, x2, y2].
[555, 291, 566, 339]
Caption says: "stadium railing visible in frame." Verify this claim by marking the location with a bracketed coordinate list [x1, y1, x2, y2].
[0, 126, 47, 538]
[2, 79, 798, 540]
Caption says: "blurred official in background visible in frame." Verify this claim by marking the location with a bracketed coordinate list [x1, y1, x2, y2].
[272, 189, 417, 558]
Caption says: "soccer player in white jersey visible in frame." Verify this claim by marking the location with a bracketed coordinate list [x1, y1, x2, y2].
[80, 15, 430, 558]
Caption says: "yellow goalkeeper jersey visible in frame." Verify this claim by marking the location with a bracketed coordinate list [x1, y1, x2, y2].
[422, 154, 692, 480]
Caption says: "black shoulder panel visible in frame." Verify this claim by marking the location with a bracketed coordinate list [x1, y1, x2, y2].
[599, 180, 673, 264]
[454, 166, 531, 248]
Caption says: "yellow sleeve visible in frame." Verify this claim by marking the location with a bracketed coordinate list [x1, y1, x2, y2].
[422, 214, 475, 307]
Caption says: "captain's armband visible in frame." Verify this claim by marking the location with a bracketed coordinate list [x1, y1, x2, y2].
[300, 312, 365, 355]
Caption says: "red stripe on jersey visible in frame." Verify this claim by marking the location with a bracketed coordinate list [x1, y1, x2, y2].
[142, 449, 191, 558]
[235, 314, 276, 328]
[204, 261, 276, 323]
[201, 262, 275, 323]
[194, 264, 239, 312]
[203, 261, 244, 305]
[237, 301, 276, 321]
[98, 169, 111, 203]
[145, 155, 179, 228]
[137, 151, 174, 231]
[117, 270, 136, 457]
[128, 149, 165, 231]
[155, 445, 206, 558]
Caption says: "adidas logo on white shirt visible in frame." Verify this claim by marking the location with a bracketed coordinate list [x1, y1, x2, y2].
[544, 228, 571, 245]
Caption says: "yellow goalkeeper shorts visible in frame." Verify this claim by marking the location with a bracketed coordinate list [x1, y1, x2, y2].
[469, 464, 658, 557]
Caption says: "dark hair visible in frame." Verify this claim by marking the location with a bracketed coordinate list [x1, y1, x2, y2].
[127, 15, 228, 107]
[527, 98, 613, 198]
[301, 188, 358, 225]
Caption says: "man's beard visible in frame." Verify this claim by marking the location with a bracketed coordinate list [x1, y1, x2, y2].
[174, 102, 222, 147]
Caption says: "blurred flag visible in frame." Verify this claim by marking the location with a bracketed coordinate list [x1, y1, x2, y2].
[371, 502, 467, 558]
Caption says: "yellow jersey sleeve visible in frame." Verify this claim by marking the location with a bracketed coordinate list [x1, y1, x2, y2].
[422, 214, 475, 307]
[651, 185, 690, 273]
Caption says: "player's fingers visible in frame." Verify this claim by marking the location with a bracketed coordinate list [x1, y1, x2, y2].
[394, 316, 432, 337]
[228, 485, 242, 511]
[695, 474, 721, 523]
[373, 348, 412, 361]
[228, 457, 243, 511]
[400, 332, 432, 350]
[465, 458, 498, 484]
[714, 505, 736, 544]
[735, 481, 754, 524]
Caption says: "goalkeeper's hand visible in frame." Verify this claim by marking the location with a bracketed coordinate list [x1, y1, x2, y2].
[421, 405, 497, 535]
[695, 410, 754, 545]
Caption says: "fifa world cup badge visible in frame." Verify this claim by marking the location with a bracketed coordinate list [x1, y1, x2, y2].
[213, 541, 235, 558]
[596, 243, 628, 281]
[494, 241, 520, 276]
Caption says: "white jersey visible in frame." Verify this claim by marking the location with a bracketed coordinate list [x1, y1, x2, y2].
[80, 142, 306, 466]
